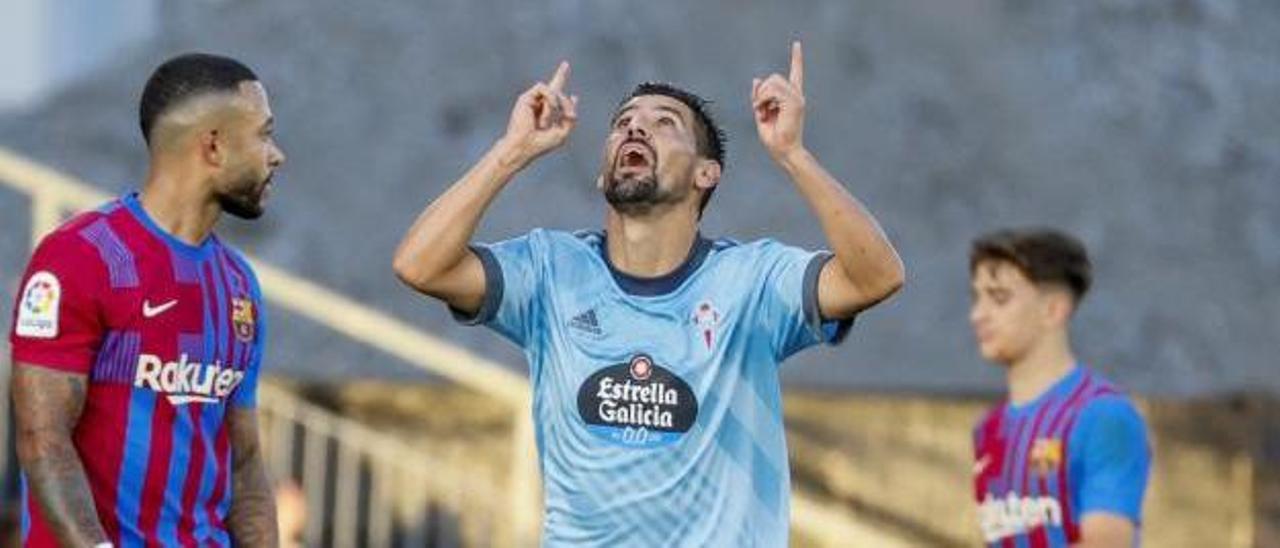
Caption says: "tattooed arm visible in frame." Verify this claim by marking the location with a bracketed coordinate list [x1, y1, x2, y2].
[226, 407, 278, 547]
[11, 363, 111, 545]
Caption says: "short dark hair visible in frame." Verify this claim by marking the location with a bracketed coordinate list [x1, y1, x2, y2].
[618, 82, 727, 214]
[139, 53, 258, 145]
[970, 227, 1092, 303]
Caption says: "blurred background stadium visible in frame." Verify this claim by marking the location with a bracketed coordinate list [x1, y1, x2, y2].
[1, 0, 1276, 546]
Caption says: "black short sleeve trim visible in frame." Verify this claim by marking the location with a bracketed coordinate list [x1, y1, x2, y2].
[803, 252, 854, 346]
[449, 245, 503, 325]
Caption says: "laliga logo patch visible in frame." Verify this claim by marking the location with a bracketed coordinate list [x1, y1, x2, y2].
[231, 297, 256, 343]
[16, 271, 60, 339]
[577, 354, 698, 448]
[691, 300, 720, 350]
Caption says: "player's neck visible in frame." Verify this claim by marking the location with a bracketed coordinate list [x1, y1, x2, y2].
[140, 167, 222, 247]
[1006, 333, 1076, 406]
[604, 208, 699, 278]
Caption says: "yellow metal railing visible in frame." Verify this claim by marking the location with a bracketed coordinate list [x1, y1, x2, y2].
[256, 382, 515, 546]
[0, 145, 908, 547]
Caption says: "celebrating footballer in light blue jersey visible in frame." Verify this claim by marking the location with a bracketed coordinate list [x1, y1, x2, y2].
[395, 42, 904, 546]
[462, 230, 842, 545]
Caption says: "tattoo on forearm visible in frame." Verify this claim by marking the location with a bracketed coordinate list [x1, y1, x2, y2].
[12, 366, 110, 545]
[227, 409, 278, 547]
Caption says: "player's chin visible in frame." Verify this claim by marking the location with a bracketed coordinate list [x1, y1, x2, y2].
[606, 171, 656, 193]
[225, 203, 266, 220]
[976, 342, 1008, 365]
[219, 192, 267, 220]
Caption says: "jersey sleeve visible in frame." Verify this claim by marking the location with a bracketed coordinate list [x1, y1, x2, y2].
[1070, 395, 1152, 523]
[757, 240, 853, 361]
[230, 262, 266, 408]
[451, 231, 541, 348]
[9, 233, 107, 374]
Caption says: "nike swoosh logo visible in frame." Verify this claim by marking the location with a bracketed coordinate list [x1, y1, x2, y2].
[973, 455, 992, 476]
[142, 299, 178, 318]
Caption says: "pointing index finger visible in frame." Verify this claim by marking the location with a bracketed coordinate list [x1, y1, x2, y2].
[789, 41, 804, 95]
[548, 61, 570, 93]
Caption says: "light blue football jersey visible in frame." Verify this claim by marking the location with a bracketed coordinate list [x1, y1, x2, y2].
[457, 229, 851, 547]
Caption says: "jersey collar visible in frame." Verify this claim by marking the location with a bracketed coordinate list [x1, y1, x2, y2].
[1006, 364, 1086, 416]
[122, 191, 217, 260]
[601, 233, 713, 297]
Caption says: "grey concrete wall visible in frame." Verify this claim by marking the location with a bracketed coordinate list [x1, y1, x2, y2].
[0, 0, 1276, 395]
[0, 0, 155, 111]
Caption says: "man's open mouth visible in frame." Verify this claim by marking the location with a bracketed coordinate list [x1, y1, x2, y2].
[616, 141, 654, 170]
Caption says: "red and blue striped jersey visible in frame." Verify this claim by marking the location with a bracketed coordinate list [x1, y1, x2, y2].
[972, 367, 1151, 547]
[9, 192, 266, 547]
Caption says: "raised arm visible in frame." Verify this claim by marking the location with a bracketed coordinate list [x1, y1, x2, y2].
[752, 42, 904, 320]
[393, 62, 578, 315]
[12, 364, 111, 546]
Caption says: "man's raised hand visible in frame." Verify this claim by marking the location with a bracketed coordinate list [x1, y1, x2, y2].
[752, 42, 806, 161]
[500, 61, 579, 168]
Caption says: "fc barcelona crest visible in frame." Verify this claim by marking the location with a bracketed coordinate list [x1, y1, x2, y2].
[1029, 438, 1062, 478]
[231, 298, 256, 342]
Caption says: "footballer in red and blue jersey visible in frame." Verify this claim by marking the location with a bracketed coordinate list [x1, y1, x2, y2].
[11, 192, 266, 546]
[973, 366, 1150, 546]
[10, 52, 283, 547]
[968, 229, 1151, 547]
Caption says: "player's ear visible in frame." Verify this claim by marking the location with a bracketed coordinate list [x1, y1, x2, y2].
[199, 128, 224, 168]
[596, 174, 604, 191]
[694, 159, 720, 191]
[1045, 288, 1074, 327]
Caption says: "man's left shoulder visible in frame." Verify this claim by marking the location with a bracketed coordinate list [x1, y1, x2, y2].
[1077, 370, 1140, 413]
[212, 239, 263, 294]
[708, 237, 793, 262]
[1071, 376, 1149, 444]
[730, 237, 826, 259]
[1078, 392, 1145, 427]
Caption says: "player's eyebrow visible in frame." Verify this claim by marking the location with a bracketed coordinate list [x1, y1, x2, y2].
[611, 105, 636, 125]
[610, 104, 689, 126]
[654, 105, 689, 125]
